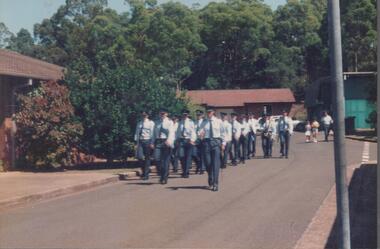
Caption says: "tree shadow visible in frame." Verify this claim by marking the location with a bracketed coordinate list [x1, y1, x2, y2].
[325, 164, 377, 249]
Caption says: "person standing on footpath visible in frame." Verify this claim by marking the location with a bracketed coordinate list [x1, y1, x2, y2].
[177, 110, 196, 178]
[134, 111, 155, 180]
[321, 111, 333, 142]
[194, 110, 206, 175]
[231, 113, 241, 166]
[153, 109, 175, 184]
[220, 112, 232, 168]
[277, 110, 293, 159]
[199, 108, 225, 191]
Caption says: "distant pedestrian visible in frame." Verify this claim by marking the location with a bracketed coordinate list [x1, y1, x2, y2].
[311, 119, 320, 143]
[240, 114, 250, 164]
[134, 111, 155, 180]
[248, 113, 258, 158]
[171, 115, 180, 173]
[321, 111, 333, 142]
[194, 110, 206, 175]
[153, 109, 175, 184]
[231, 113, 241, 166]
[277, 110, 293, 159]
[262, 114, 275, 158]
[176, 109, 196, 178]
[221, 112, 232, 168]
[305, 121, 311, 143]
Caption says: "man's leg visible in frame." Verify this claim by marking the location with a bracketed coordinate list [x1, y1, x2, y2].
[252, 133, 256, 157]
[324, 125, 329, 141]
[142, 141, 151, 179]
[279, 132, 285, 156]
[211, 142, 221, 191]
[247, 133, 252, 159]
[262, 136, 267, 157]
[184, 142, 193, 177]
[285, 132, 290, 158]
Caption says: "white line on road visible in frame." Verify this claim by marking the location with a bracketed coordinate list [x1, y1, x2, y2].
[361, 142, 370, 163]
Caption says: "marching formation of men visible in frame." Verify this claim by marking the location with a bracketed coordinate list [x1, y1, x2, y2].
[134, 109, 293, 191]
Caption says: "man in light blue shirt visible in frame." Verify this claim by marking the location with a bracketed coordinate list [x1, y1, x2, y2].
[198, 108, 225, 191]
[176, 109, 196, 178]
[153, 109, 175, 184]
[134, 111, 155, 180]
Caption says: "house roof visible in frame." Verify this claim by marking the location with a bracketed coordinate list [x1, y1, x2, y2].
[186, 88, 295, 107]
[0, 49, 64, 80]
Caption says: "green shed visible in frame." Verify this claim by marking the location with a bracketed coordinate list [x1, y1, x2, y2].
[343, 72, 376, 129]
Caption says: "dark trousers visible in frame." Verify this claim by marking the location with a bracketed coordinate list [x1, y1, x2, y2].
[203, 138, 221, 187]
[222, 141, 232, 168]
[279, 131, 290, 157]
[137, 140, 152, 178]
[171, 143, 179, 172]
[324, 124, 332, 141]
[248, 132, 256, 157]
[156, 142, 172, 182]
[179, 140, 193, 177]
[262, 135, 272, 157]
[194, 141, 206, 172]
[239, 135, 248, 162]
[232, 137, 240, 164]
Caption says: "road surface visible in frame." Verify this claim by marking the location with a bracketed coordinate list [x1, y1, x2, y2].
[0, 133, 376, 248]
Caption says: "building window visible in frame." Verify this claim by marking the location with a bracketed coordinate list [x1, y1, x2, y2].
[263, 105, 272, 115]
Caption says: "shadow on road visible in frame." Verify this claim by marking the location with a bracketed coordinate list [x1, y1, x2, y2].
[126, 182, 159, 186]
[166, 186, 210, 191]
[325, 163, 377, 249]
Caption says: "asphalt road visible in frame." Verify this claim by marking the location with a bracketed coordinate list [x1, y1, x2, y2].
[0, 133, 374, 249]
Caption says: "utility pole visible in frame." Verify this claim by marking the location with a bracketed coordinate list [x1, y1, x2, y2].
[377, 0, 380, 248]
[327, 1, 351, 249]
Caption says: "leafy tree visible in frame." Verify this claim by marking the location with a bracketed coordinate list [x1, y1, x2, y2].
[6, 28, 35, 56]
[66, 63, 188, 162]
[15, 81, 83, 169]
[126, 0, 206, 89]
[0, 22, 13, 48]
[189, 0, 274, 89]
[341, 0, 376, 71]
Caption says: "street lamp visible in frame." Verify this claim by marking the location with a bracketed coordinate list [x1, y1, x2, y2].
[11, 78, 33, 169]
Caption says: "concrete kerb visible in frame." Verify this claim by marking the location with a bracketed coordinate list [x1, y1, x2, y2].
[0, 175, 119, 210]
[345, 135, 377, 143]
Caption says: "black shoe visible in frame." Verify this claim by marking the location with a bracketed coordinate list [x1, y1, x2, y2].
[184, 175, 189, 178]
[173, 169, 178, 173]
[212, 185, 218, 191]
[142, 176, 149, 180]
[200, 170, 205, 175]
[285, 155, 288, 159]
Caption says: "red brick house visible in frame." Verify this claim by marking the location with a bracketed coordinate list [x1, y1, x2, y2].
[186, 88, 296, 116]
[0, 49, 64, 170]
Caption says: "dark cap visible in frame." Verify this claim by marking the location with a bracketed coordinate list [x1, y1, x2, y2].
[206, 108, 215, 113]
[195, 110, 204, 115]
[182, 109, 190, 115]
[231, 112, 237, 116]
[141, 110, 150, 116]
[159, 108, 169, 114]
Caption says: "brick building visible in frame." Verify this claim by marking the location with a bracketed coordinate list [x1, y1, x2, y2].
[186, 88, 296, 116]
[0, 49, 64, 170]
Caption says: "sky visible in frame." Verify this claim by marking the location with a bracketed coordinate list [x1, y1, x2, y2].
[0, 0, 286, 34]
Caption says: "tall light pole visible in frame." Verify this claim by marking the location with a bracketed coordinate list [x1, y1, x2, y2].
[327, 0, 351, 248]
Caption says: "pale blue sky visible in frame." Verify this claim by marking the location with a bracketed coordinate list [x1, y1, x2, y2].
[0, 0, 286, 34]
